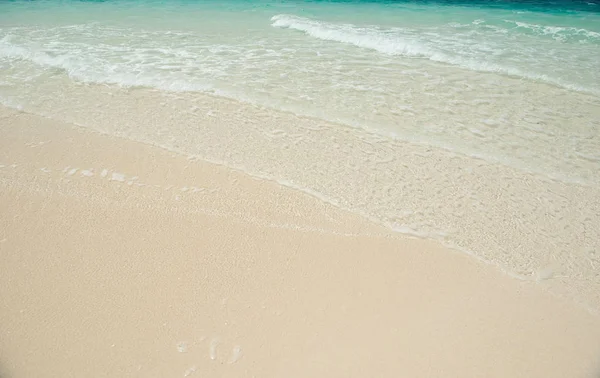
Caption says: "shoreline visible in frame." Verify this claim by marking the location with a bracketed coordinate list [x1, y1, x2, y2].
[3, 84, 600, 314]
[1, 107, 600, 377]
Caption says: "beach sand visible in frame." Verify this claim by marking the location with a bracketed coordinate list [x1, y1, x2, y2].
[1, 107, 599, 377]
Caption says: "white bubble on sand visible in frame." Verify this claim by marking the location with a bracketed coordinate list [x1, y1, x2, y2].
[81, 169, 94, 177]
[228, 345, 243, 364]
[100, 169, 108, 178]
[183, 366, 196, 377]
[209, 338, 219, 360]
[67, 168, 78, 176]
[536, 266, 556, 281]
[177, 342, 188, 353]
[110, 172, 126, 182]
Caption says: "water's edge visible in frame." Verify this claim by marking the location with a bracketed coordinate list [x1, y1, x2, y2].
[2, 84, 598, 314]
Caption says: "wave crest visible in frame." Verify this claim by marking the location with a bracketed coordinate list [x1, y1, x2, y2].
[270, 14, 599, 95]
[271, 14, 430, 57]
[504, 20, 600, 42]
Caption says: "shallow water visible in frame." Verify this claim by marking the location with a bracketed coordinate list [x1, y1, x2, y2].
[1, 0, 599, 183]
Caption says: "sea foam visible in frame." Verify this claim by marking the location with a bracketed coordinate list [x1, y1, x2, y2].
[270, 14, 599, 95]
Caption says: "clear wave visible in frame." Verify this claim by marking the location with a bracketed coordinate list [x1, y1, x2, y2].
[0, 33, 216, 92]
[2, 17, 598, 96]
[503, 19, 600, 42]
[271, 14, 432, 57]
[271, 14, 599, 95]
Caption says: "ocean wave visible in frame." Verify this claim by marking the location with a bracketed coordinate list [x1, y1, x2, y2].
[271, 14, 432, 57]
[270, 14, 599, 95]
[449, 18, 600, 42]
[503, 20, 600, 42]
[0, 35, 216, 92]
[1, 16, 598, 97]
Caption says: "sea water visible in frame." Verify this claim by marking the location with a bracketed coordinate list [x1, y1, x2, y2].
[1, 0, 599, 310]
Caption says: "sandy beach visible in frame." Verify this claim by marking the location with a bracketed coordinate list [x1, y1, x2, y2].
[2, 0, 600, 375]
[1, 107, 599, 377]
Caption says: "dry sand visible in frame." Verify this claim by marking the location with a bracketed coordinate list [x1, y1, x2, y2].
[1, 107, 599, 377]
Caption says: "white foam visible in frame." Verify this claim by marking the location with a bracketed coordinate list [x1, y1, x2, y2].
[270, 14, 599, 95]
[504, 20, 600, 41]
[1, 15, 594, 104]
[271, 14, 432, 57]
[0, 32, 216, 93]
[0, 96, 24, 110]
[100, 169, 108, 178]
[81, 169, 94, 177]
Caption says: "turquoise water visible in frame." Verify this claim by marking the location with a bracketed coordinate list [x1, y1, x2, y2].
[2, 0, 599, 94]
[2, 0, 600, 309]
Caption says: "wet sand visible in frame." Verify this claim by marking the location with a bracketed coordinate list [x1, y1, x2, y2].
[1, 107, 599, 378]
